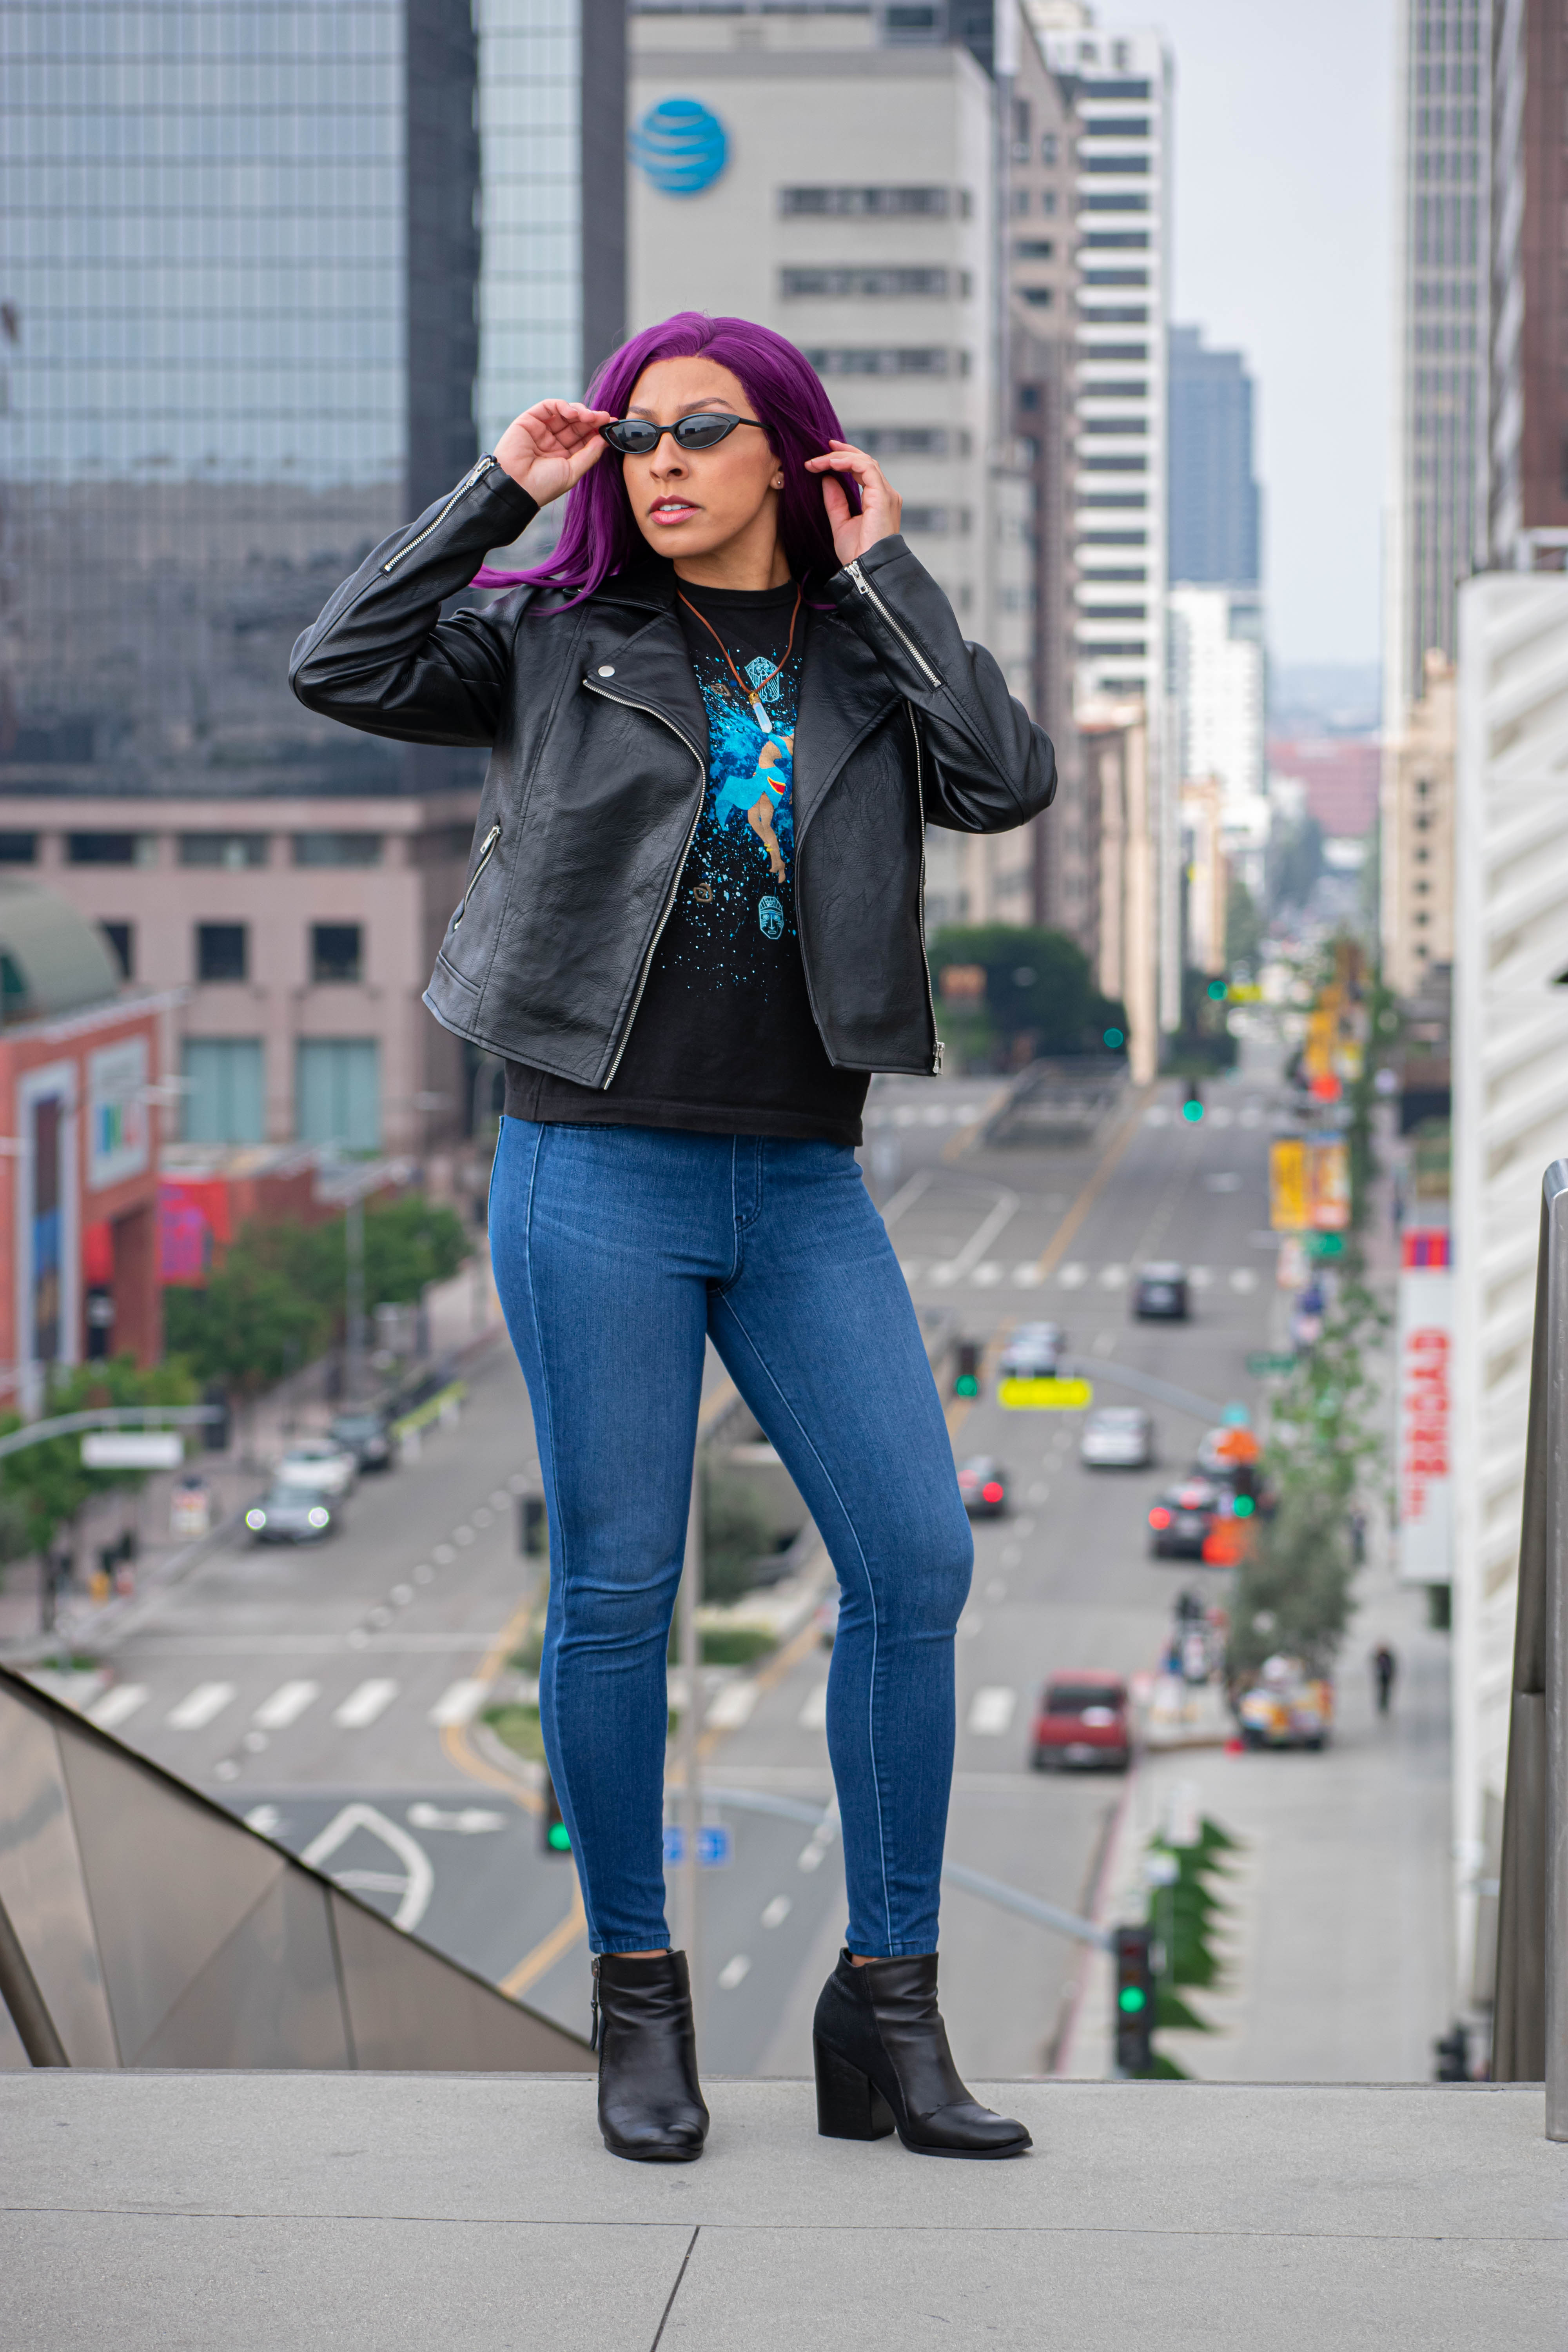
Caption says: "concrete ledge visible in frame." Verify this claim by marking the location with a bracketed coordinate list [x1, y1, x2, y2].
[3, 2075, 1564, 2348]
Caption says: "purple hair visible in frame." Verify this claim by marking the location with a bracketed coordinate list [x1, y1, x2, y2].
[471, 311, 859, 606]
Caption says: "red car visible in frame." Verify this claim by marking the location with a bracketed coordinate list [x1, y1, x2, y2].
[1031, 1673, 1131, 1771]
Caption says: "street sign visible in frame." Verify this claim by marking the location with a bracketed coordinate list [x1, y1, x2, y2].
[1269, 1138, 1307, 1231]
[663, 1824, 732, 1868]
[1307, 1232, 1345, 1258]
[81, 1430, 183, 1470]
[998, 1375, 1094, 1410]
[1245, 1351, 1297, 1376]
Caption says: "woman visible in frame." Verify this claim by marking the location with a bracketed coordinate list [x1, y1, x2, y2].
[292, 312, 1056, 2165]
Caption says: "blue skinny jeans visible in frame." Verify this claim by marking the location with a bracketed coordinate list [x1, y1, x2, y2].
[488, 1119, 974, 1957]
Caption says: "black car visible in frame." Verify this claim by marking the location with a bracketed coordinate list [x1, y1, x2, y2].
[244, 1484, 336, 1544]
[1134, 1262, 1190, 1321]
[328, 1409, 395, 1470]
[956, 1457, 1009, 1518]
[1147, 1476, 1219, 1559]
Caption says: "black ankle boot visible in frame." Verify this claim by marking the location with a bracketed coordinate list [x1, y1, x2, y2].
[592, 1951, 710, 2162]
[813, 1949, 1031, 2160]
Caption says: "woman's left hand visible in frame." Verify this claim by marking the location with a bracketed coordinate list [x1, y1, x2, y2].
[804, 441, 902, 566]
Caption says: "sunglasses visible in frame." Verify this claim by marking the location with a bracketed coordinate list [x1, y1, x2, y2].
[600, 412, 769, 456]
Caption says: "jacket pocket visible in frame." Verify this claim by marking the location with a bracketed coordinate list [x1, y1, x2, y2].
[447, 820, 501, 934]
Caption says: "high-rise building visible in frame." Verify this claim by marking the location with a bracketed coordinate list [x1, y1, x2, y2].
[1167, 325, 1261, 587]
[1383, 652, 1455, 996]
[1033, 7, 1177, 1029]
[1384, 0, 1490, 721]
[1167, 583, 1267, 855]
[0, 0, 622, 1151]
[1488, 0, 1568, 566]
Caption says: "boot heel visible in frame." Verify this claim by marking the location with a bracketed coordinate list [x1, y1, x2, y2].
[813, 2035, 896, 2141]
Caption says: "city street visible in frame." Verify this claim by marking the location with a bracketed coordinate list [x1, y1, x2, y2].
[77, 1057, 1286, 2069]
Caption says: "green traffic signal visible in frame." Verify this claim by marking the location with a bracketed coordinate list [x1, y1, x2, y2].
[1181, 1100, 1204, 1123]
[547, 1822, 572, 1852]
[1233, 1495, 1255, 1519]
[955, 1373, 979, 1397]
[1118, 1986, 1147, 2013]
[1103, 1025, 1125, 1049]
[1207, 979, 1227, 1001]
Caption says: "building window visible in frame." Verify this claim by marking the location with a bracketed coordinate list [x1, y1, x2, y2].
[1084, 115, 1150, 137]
[782, 267, 965, 299]
[1082, 341, 1148, 361]
[1080, 416, 1149, 432]
[778, 186, 951, 216]
[182, 1039, 265, 1145]
[1077, 640, 1148, 657]
[292, 833, 384, 868]
[904, 507, 972, 535]
[196, 923, 247, 983]
[179, 833, 269, 869]
[1082, 230, 1149, 248]
[297, 1039, 381, 1152]
[68, 832, 157, 866]
[1082, 194, 1149, 212]
[1082, 269, 1149, 287]
[1020, 288, 1054, 308]
[1079, 305, 1151, 325]
[0, 833, 36, 863]
[1084, 379, 1148, 397]
[1040, 132, 1059, 164]
[846, 426, 955, 456]
[1082, 455, 1149, 472]
[805, 347, 957, 376]
[311, 923, 363, 984]
[1083, 154, 1150, 174]
[100, 922, 134, 980]
[1014, 239, 1055, 260]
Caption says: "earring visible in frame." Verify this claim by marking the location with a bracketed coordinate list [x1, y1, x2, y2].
[773, 475, 784, 488]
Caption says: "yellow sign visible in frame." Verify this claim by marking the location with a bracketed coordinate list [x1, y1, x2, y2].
[999, 1376, 1094, 1410]
[1269, 1138, 1308, 1231]
[1309, 1138, 1350, 1230]
[1227, 983, 1263, 1003]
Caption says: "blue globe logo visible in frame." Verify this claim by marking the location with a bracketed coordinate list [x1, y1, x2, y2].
[632, 98, 729, 197]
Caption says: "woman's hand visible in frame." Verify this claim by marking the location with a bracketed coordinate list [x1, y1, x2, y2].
[494, 400, 617, 507]
[803, 440, 903, 566]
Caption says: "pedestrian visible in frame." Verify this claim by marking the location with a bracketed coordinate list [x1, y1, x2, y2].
[1372, 1643, 1397, 1714]
[292, 314, 1054, 2167]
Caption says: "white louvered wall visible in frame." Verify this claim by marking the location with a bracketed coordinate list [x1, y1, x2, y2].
[1452, 572, 1568, 1990]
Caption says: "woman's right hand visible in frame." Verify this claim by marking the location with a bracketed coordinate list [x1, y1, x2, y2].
[494, 400, 617, 507]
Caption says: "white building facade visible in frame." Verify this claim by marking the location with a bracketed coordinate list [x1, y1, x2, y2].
[1167, 582, 1268, 892]
[1451, 571, 1568, 1998]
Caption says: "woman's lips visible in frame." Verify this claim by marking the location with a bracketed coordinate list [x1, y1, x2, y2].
[649, 500, 698, 525]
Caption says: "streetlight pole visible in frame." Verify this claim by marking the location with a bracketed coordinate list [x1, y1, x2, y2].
[675, 1459, 704, 1995]
[345, 1191, 366, 1403]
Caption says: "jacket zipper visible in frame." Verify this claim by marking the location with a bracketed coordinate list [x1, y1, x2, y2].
[907, 706, 944, 1075]
[844, 558, 942, 690]
[581, 681, 707, 1087]
[382, 454, 497, 575]
[449, 822, 501, 929]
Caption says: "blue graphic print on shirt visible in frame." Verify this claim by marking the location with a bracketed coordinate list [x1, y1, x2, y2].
[661, 635, 805, 986]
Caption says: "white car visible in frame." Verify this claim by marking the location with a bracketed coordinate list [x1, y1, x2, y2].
[1079, 1406, 1155, 1470]
[276, 1436, 358, 1498]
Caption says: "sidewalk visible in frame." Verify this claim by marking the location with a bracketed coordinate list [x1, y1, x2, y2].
[1065, 1541, 1453, 2082]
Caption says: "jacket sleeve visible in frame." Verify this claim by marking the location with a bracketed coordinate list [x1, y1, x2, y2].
[823, 534, 1057, 834]
[289, 459, 542, 748]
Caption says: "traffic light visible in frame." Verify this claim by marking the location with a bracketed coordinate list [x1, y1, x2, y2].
[1433, 2024, 1468, 2082]
[953, 1341, 981, 1399]
[1112, 1924, 1156, 2074]
[540, 1775, 572, 1856]
[202, 1384, 231, 1452]
[1181, 1078, 1204, 1125]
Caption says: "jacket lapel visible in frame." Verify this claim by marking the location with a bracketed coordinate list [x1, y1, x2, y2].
[793, 609, 901, 843]
[581, 598, 711, 774]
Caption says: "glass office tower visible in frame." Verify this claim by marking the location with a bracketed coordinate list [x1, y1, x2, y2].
[0, 0, 480, 801]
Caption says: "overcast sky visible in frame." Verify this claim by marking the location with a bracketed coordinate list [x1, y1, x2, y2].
[1151, 0, 1395, 667]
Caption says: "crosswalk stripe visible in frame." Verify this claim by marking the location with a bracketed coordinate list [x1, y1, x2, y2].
[705, 1681, 759, 1731]
[1058, 1262, 1088, 1288]
[253, 1680, 319, 1731]
[88, 1684, 148, 1732]
[1187, 1266, 1212, 1288]
[967, 1686, 1017, 1736]
[1230, 1267, 1258, 1292]
[166, 1682, 236, 1731]
[901, 1256, 1267, 1295]
[1098, 1263, 1127, 1288]
[971, 1261, 1003, 1286]
[797, 1681, 829, 1730]
[333, 1679, 399, 1730]
[1013, 1263, 1043, 1285]
[428, 1678, 487, 1728]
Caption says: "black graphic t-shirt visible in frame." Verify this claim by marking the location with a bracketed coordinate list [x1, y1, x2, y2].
[505, 577, 869, 1147]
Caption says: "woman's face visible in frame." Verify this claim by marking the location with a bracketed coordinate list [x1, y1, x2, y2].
[617, 357, 781, 566]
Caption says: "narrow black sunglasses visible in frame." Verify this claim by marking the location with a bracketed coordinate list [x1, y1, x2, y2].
[600, 412, 768, 456]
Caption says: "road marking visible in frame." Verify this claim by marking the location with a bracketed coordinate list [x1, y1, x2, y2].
[1058, 1262, 1087, 1288]
[762, 1895, 792, 1928]
[929, 1262, 958, 1285]
[1188, 1265, 1213, 1288]
[453, 1526, 475, 1546]
[1013, 1263, 1043, 1285]
[413, 1564, 435, 1584]
[1240, 1105, 1263, 1128]
[166, 1682, 236, 1731]
[1209, 1106, 1234, 1128]
[390, 1584, 414, 1606]
[797, 1817, 837, 1872]
[406, 1802, 506, 1833]
[967, 1687, 1017, 1736]
[300, 1801, 433, 1933]
[1000, 1545, 1021, 1567]
[428, 1678, 488, 1727]
[706, 1681, 759, 1731]
[433, 1544, 456, 1564]
[971, 1261, 1003, 1286]
[333, 1679, 399, 1730]
[244, 1803, 283, 1837]
[488, 1490, 511, 1510]
[501, 1880, 586, 2000]
[472, 1507, 493, 1528]
[984, 1578, 1007, 1601]
[88, 1684, 148, 1731]
[945, 1187, 1022, 1281]
[1230, 1267, 1258, 1292]
[717, 1954, 752, 1990]
[1030, 1085, 1151, 1283]
[1144, 1106, 1171, 1126]
[252, 1680, 319, 1731]
[1098, 1263, 1127, 1288]
[797, 1682, 829, 1730]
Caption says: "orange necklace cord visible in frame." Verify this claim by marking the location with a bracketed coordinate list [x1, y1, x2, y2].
[677, 583, 802, 723]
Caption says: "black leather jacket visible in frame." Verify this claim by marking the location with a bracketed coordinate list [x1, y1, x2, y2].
[290, 456, 1057, 1085]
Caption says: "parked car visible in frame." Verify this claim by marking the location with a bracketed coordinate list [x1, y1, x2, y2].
[1134, 1262, 1189, 1321]
[1147, 1476, 1220, 1559]
[245, 1484, 335, 1544]
[277, 1437, 358, 1497]
[956, 1457, 1009, 1517]
[1079, 1405, 1155, 1470]
[997, 1323, 1066, 1381]
[1236, 1655, 1333, 1751]
[328, 1409, 395, 1471]
[1031, 1673, 1131, 1771]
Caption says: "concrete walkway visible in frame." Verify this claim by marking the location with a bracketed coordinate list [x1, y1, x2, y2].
[3, 2073, 1563, 2349]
